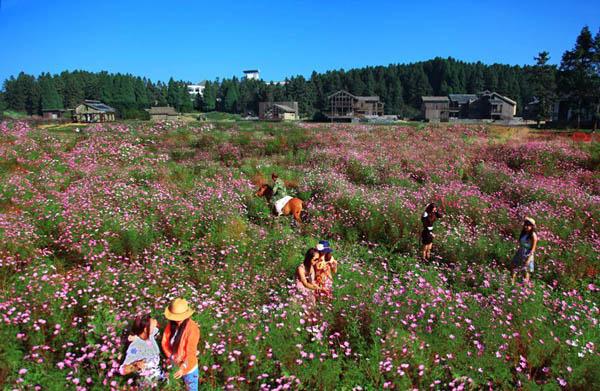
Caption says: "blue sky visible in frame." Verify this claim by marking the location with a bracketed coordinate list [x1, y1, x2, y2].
[0, 0, 598, 84]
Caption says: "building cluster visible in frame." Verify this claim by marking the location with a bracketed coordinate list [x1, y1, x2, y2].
[421, 91, 517, 122]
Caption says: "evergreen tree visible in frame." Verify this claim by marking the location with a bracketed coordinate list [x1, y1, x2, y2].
[558, 26, 600, 128]
[528, 51, 557, 126]
[202, 81, 217, 112]
[194, 92, 204, 112]
[39, 73, 63, 110]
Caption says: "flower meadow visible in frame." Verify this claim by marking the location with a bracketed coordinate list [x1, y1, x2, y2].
[0, 119, 598, 390]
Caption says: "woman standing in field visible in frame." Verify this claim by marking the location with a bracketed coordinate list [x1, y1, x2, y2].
[511, 217, 539, 284]
[421, 203, 443, 260]
[119, 314, 164, 388]
[314, 241, 338, 299]
[295, 248, 322, 305]
[162, 298, 201, 391]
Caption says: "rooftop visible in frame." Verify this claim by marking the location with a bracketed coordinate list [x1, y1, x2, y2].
[82, 100, 116, 112]
[422, 96, 449, 102]
[146, 106, 178, 115]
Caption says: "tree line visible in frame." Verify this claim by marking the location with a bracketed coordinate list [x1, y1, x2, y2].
[1, 26, 598, 126]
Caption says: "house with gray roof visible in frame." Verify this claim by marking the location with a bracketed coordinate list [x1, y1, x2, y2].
[421, 96, 450, 122]
[259, 101, 299, 121]
[73, 100, 116, 123]
[146, 106, 180, 121]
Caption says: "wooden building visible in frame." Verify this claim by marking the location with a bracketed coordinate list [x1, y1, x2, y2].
[73, 100, 116, 123]
[552, 98, 596, 126]
[421, 96, 449, 122]
[146, 106, 180, 121]
[327, 90, 384, 121]
[473, 91, 517, 120]
[258, 102, 299, 121]
[42, 109, 67, 120]
[448, 94, 477, 118]
[425, 91, 517, 121]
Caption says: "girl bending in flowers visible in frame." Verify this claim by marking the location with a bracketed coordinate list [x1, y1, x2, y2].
[314, 240, 338, 299]
[295, 248, 322, 305]
[511, 217, 538, 284]
[119, 314, 164, 388]
[162, 298, 201, 391]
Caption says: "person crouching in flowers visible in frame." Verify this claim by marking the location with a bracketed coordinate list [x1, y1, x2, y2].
[119, 314, 164, 388]
[295, 248, 322, 305]
[162, 298, 201, 391]
[314, 240, 338, 299]
[511, 217, 539, 285]
[421, 203, 443, 260]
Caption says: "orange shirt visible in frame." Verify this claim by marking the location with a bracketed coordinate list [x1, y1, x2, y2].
[161, 319, 200, 375]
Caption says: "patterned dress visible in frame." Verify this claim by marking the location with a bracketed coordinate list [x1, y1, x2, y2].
[314, 260, 334, 298]
[120, 327, 164, 388]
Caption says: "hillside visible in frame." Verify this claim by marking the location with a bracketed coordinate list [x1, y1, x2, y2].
[0, 120, 598, 389]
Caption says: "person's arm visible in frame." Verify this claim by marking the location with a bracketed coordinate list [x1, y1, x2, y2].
[298, 266, 320, 290]
[272, 181, 281, 195]
[528, 233, 538, 262]
[329, 257, 338, 274]
[175, 324, 200, 378]
[119, 342, 145, 375]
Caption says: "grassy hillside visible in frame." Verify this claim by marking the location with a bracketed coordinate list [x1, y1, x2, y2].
[0, 120, 598, 389]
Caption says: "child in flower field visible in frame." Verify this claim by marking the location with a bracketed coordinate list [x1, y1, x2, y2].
[162, 298, 201, 391]
[295, 248, 322, 305]
[511, 217, 539, 284]
[119, 314, 164, 388]
[314, 240, 338, 299]
[421, 203, 443, 260]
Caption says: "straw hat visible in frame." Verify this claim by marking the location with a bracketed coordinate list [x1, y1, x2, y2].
[524, 217, 536, 227]
[164, 298, 194, 321]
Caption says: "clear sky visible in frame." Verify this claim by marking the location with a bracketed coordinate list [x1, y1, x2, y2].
[0, 0, 598, 84]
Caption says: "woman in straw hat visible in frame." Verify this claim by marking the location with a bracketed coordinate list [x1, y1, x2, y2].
[511, 217, 539, 284]
[162, 298, 201, 391]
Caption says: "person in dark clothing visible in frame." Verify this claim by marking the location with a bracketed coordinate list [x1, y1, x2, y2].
[421, 203, 443, 260]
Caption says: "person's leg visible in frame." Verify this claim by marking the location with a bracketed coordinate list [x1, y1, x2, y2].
[182, 368, 199, 391]
[511, 272, 516, 285]
[421, 244, 427, 260]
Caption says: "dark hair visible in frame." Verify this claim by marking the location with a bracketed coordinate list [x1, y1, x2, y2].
[323, 252, 333, 262]
[169, 318, 190, 353]
[120, 314, 151, 360]
[303, 248, 319, 269]
[425, 203, 436, 214]
[131, 314, 151, 338]
[271, 173, 278, 179]
[520, 223, 536, 239]
[423, 203, 440, 226]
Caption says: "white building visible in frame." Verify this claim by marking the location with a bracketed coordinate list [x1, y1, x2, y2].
[243, 70, 260, 80]
[187, 81, 206, 97]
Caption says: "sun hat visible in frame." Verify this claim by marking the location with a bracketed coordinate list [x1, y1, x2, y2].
[524, 217, 536, 227]
[164, 298, 194, 321]
[316, 240, 333, 253]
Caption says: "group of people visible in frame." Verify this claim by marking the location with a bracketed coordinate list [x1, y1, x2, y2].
[295, 240, 338, 305]
[120, 206, 538, 388]
[120, 298, 200, 390]
[421, 202, 539, 284]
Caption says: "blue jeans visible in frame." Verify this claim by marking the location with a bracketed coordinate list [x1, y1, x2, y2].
[182, 367, 198, 391]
